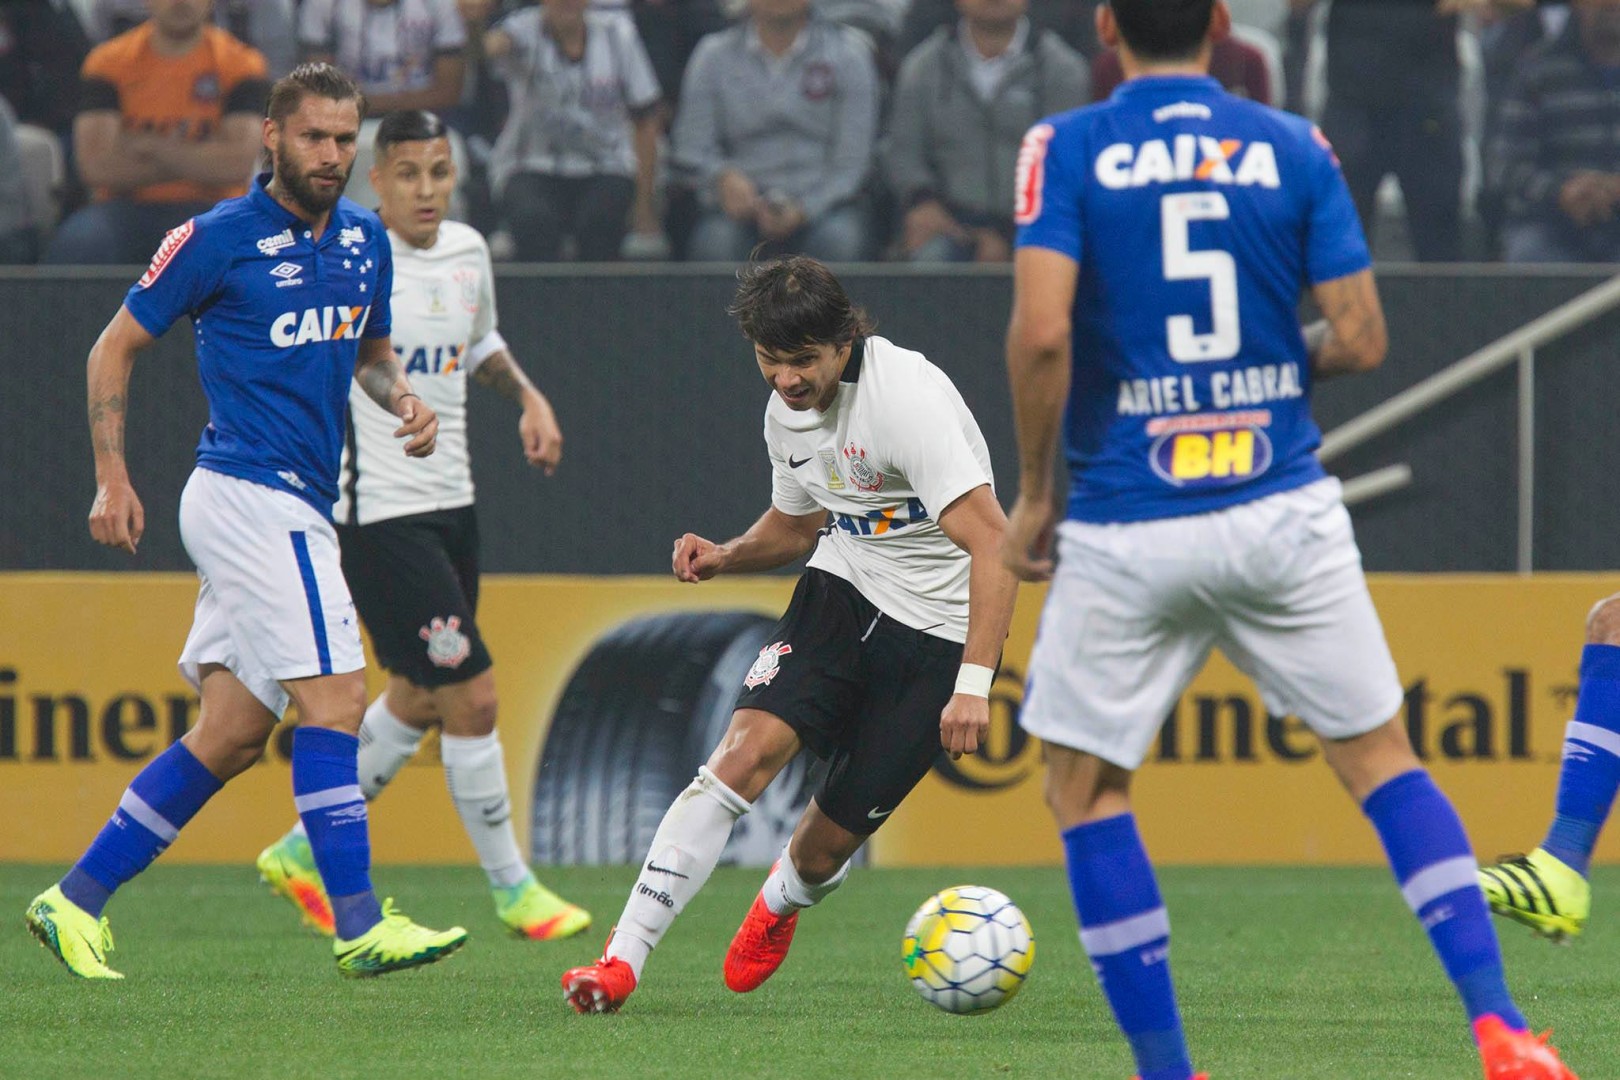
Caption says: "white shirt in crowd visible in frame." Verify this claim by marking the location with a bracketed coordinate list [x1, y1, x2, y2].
[765, 336, 994, 644]
[334, 220, 506, 526]
[489, 8, 661, 193]
[299, 0, 466, 98]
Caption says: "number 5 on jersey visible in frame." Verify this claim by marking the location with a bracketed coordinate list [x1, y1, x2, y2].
[1162, 191, 1239, 364]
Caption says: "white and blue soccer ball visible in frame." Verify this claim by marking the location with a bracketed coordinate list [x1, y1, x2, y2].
[901, 885, 1035, 1015]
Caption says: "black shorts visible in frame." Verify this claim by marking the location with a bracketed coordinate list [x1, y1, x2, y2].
[736, 568, 963, 837]
[336, 506, 493, 687]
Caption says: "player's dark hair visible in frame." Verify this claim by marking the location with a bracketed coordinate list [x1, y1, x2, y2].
[266, 62, 366, 125]
[728, 256, 875, 354]
[1108, 0, 1215, 62]
[374, 110, 448, 157]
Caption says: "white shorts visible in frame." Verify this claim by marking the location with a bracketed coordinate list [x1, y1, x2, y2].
[1020, 478, 1404, 769]
[177, 468, 364, 717]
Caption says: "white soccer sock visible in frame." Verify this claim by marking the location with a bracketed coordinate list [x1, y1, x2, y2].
[439, 731, 530, 889]
[608, 767, 751, 980]
[356, 694, 425, 800]
[761, 845, 851, 916]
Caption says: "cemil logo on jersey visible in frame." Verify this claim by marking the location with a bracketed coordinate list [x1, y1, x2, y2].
[256, 228, 294, 256]
[137, 219, 195, 288]
[744, 642, 792, 689]
[1014, 123, 1055, 226]
[270, 305, 371, 347]
[843, 443, 885, 492]
[1095, 136, 1281, 190]
[419, 615, 470, 669]
[1147, 411, 1274, 488]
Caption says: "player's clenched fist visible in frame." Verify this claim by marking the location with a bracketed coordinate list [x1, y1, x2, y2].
[393, 396, 439, 457]
[88, 479, 145, 555]
[672, 533, 726, 582]
[939, 693, 990, 760]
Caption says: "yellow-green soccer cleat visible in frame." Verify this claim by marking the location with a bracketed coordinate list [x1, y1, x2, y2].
[1478, 848, 1591, 942]
[25, 885, 123, 980]
[494, 876, 593, 941]
[256, 830, 335, 936]
[333, 898, 468, 977]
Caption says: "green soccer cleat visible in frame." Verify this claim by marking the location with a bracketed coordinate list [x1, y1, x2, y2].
[494, 875, 593, 941]
[333, 898, 468, 977]
[25, 885, 123, 980]
[256, 830, 335, 937]
[1479, 848, 1590, 942]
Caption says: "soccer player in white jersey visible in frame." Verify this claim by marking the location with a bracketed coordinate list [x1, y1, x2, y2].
[24, 65, 467, 980]
[254, 109, 590, 943]
[1002, 2, 1574, 1077]
[560, 256, 1018, 1013]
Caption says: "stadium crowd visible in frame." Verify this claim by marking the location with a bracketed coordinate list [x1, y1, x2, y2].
[0, 0, 1615, 265]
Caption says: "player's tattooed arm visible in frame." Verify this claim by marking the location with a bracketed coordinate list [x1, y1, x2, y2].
[1307, 269, 1388, 379]
[85, 305, 157, 554]
[356, 336, 439, 457]
[473, 350, 563, 472]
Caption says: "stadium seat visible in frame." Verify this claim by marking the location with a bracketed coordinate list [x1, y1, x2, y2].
[14, 123, 65, 238]
[342, 117, 473, 221]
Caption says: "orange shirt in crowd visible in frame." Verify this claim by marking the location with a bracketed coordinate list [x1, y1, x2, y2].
[80, 22, 269, 204]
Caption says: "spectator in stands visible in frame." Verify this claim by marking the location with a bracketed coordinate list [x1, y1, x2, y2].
[0, 94, 38, 262]
[1492, 0, 1620, 262]
[885, 0, 1087, 263]
[900, 0, 1099, 62]
[630, 0, 728, 105]
[673, 0, 880, 262]
[1091, 33, 1271, 103]
[300, 0, 467, 114]
[485, 0, 664, 260]
[1298, 0, 1463, 261]
[0, 1, 91, 137]
[44, 0, 267, 265]
[89, 0, 299, 78]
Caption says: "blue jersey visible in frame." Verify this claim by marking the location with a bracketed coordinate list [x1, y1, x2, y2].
[124, 174, 393, 518]
[1014, 75, 1369, 524]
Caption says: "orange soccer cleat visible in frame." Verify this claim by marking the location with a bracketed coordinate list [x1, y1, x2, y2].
[561, 949, 638, 1014]
[723, 892, 800, 993]
[1477, 1015, 1579, 1080]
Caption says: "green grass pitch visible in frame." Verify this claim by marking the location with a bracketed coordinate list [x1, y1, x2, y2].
[2, 864, 1613, 1079]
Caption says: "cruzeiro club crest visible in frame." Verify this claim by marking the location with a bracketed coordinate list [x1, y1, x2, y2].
[843, 443, 885, 492]
[744, 641, 793, 689]
[419, 615, 471, 668]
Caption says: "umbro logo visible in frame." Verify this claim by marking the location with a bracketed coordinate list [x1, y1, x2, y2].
[646, 860, 689, 879]
[270, 261, 304, 287]
[327, 803, 367, 823]
[788, 455, 812, 468]
[256, 228, 294, 255]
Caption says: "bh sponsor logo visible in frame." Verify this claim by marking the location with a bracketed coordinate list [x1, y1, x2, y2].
[1148, 411, 1274, 487]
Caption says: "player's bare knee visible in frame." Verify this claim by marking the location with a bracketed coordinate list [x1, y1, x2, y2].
[1321, 717, 1420, 803]
[1587, 594, 1620, 644]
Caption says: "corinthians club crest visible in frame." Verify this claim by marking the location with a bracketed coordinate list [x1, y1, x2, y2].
[419, 615, 471, 668]
[843, 443, 884, 493]
[744, 641, 793, 689]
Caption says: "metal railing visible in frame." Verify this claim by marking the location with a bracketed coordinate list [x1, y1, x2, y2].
[1322, 272, 1620, 573]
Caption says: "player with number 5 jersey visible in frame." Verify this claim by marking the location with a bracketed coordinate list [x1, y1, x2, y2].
[1002, 2, 1576, 1078]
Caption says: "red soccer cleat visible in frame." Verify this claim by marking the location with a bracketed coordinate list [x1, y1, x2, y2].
[1476, 1015, 1579, 1080]
[723, 892, 799, 992]
[561, 952, 637, 1015]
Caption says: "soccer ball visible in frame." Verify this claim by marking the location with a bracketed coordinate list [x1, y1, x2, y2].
[901, 884, 1034, 1015]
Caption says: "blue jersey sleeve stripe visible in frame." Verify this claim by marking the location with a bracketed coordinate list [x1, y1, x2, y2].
[289, 530, 333, 676]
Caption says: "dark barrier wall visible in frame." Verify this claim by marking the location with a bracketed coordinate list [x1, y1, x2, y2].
[2, 265, 1615, 573]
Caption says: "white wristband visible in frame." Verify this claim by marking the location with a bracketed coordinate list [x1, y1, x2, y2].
[954, 663, 995, 699]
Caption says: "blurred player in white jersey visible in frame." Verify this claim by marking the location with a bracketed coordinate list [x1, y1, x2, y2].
[255, 109, 590, 943]
[1002, 1, 1574, 1077]
[560, 256, 1018, 1013]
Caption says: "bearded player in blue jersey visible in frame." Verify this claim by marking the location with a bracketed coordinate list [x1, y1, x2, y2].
[24, 64, 468, 980]
[1001, 2, 1577, 1078]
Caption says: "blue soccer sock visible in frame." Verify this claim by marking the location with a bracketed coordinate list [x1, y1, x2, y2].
[1541, 643, 1620, 877]
[1364, 769, 1526, 1032]
[292, 726, 381, 940]
[1063, 814, 1193, 1080]
[60, 741, 223, 917]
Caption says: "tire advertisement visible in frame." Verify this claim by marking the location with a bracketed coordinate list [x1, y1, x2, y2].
[2, 572, 1618, 868]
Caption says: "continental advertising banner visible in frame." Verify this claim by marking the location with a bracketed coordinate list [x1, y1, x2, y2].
[2, 573, 1616, 868]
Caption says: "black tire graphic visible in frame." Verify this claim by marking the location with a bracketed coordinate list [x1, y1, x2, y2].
[530, 610, 853, 867]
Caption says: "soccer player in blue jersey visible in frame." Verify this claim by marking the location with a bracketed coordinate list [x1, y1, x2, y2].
[24, 64, 469, 980]
[1001, 2, 1577, 1077]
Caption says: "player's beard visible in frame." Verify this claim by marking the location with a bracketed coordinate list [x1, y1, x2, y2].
[273, 143, 351, 217]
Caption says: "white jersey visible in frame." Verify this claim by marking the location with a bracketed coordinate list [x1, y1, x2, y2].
[766, 335, 993, 643]
[298, 0, 466, 98]
[334, 221, 507, 526]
